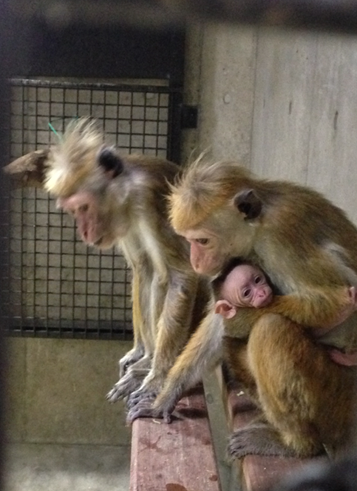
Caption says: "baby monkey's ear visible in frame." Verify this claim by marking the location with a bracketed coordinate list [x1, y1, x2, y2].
[98, 147, 124, 179]
[215, 300, 237, 319]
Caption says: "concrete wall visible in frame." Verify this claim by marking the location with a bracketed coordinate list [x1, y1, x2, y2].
[182, 23, 256, 165]
[184, 23, 357, 225]
[251, 29, 357, 222]
[6, 338, 131, 446]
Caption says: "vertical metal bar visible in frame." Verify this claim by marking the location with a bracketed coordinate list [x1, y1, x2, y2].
[0, 1, 16, 484]
[155, 91, 160, 155]
[166, 89, 183, 164]
[45, 85, 52, 335]
[143, 88, 148, 154]
[19, 84, 26, 334]
[129, 91, 134, 154]
[32, 84, 39, 335]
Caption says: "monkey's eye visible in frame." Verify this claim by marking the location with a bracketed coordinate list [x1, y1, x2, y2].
[254, 275, 262, 284]
[79, 204, 89, 213]
[195, 238, 209, 245]
[243, 288, 251, 298]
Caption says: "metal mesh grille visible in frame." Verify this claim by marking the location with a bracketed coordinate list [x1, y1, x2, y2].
[3, 78, 179, 339]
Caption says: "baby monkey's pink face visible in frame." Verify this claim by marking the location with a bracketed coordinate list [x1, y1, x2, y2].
[221, 264, 273, 309]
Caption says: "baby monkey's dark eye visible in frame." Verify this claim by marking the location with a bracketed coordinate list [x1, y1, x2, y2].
[254, 275, 262, 284]
[243, 288, 251, 298]
[196, 238, 209, 245]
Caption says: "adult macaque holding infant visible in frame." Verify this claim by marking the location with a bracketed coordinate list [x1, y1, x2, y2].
[130, 158, 357, 460]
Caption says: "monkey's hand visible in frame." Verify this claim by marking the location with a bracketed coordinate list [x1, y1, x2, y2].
[328, 347, 357, 366]
[126, 370, 167, 409]
[314, 286, 357, 336]
[126, 379, 180, 423]
[106, 373, 143, 403]
[118, 345, 145, 378]
[106, 361, 151, 402]
[126, 397, 174, 424]
[126, 386, 158, 409]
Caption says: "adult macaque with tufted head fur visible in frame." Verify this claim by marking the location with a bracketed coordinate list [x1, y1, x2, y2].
[4, 118, 210, 405]
[128, 158, 357, 459]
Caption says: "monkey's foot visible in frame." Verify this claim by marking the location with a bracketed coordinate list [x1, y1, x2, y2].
[126, 398, 172, 424]
[106, 371, 144, 403]
[228, 423, 298, 459]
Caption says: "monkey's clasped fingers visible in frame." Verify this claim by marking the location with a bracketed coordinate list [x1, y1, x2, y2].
[126, 400, 172, 424]
[106, 384, 123, 403]
[126, 403, 157, 424]
[119, 359, 131, 378]
[106, 372, 142, 403]
[106, 381, 129, 403]
[126, 389, 157, 409]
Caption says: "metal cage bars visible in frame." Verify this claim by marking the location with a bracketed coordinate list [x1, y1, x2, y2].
[3, 78, 182, 339]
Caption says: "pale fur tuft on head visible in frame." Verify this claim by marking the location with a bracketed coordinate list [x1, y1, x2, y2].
[44, 117, 103, 197]
[169, 154, 253, 232]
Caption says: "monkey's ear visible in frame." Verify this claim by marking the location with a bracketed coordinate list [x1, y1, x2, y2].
[348, 286, 357, 305]
[215, 300, 237, 319]
[233, 189, 262, 220]
[98, 147, 124, 179]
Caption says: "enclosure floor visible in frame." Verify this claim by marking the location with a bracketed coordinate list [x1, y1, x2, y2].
[4, 443, 130, 491]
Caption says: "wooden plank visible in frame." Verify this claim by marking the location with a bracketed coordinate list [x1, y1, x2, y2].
[226, 384, 327, 491]
[241, 455, 316, 491]
[130, 385, 221, 491]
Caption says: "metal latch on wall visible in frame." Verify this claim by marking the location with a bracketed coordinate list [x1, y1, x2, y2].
[180, 104, 198, 129]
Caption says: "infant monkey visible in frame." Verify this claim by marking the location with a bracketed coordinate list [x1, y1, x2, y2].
[215, 263, 273, 319]
[215, 261, 357, 366]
